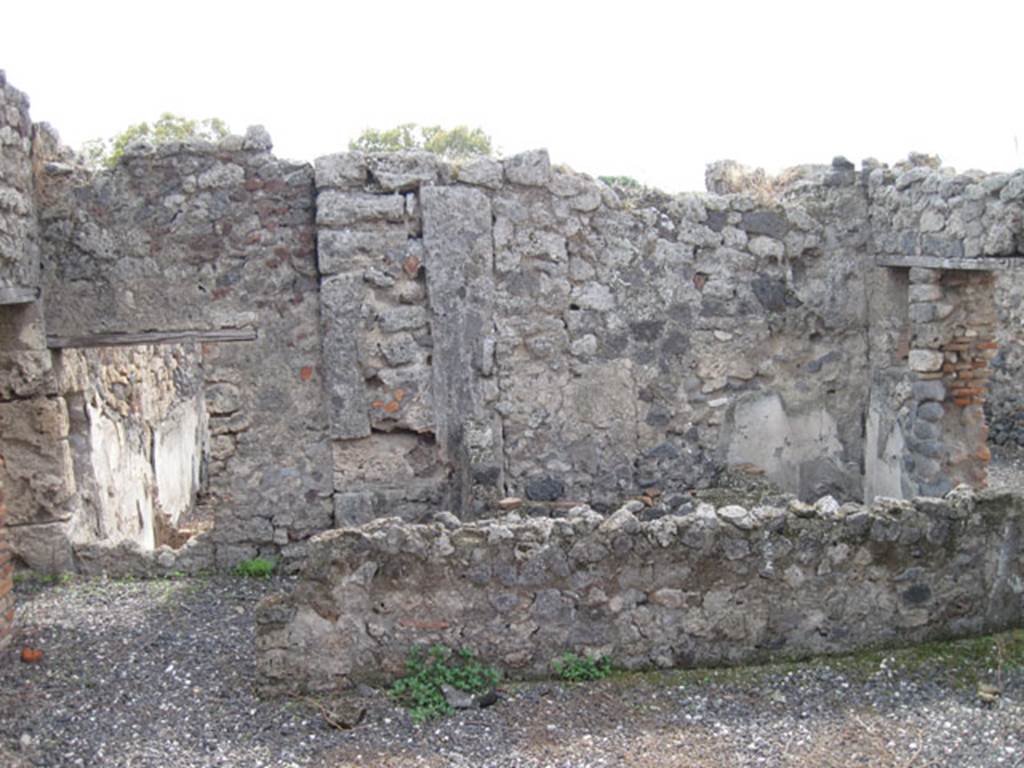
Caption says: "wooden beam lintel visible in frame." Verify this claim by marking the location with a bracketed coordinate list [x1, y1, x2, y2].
[46, 328, 258, 350]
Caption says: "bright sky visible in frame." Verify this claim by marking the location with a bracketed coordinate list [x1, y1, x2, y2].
[4, 1, 1023, 193]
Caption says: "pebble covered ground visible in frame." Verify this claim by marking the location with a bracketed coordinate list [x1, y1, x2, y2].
[0, 449, 1022, 768]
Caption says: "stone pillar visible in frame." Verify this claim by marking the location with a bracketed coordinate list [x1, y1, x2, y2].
[906, 267, 996, 495]
[0, 485, 12, 649]
[315, 153, 451, 528]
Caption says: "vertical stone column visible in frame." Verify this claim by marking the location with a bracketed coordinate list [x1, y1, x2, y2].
[315, 153, 450, 526]
[421, 186, 503, 516]
[906, 267, 996, 495]
[0, 485, 13, 649]
[0, 72, 76, 571]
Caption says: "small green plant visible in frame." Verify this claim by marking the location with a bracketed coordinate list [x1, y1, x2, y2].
[552, 652, 613, 682]
[13, 571, 73, 586]
[234, 557, 277, 579]
[390, 644, 501, 723]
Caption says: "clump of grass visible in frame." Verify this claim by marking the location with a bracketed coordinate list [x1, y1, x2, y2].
[233, 557, 276, 579]
[552, 652, 613, 682]
[13, 571, 74, 587]
[390, 645, 501, 723]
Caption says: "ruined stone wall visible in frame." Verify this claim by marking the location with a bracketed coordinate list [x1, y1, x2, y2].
[0, 486, 12, 649]
[0, 74, 73, 573]
[56, 344, 206, 551]
[4, 64, 1024, 572]
[26, 144, 1024, 568]
[903, 268, 997, 496]
[866, 154, 1024, 263]
[991, 273, 1024, 448]
[255, 487, 1024, 693]
[0, 72, 32, 633]
[865, 155, 1024, 451]
[0, 71, 39, 291]
[316, 151, 872, 531]
[36, 134, 333, 567]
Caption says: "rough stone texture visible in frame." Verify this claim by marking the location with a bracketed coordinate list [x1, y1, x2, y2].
[902, 269, 996, 496]
[421, 186, 502, 512]
[0, 73, 66, 573]
[865, 154, 1024, 454]
[318, 155, 874, 508]
[56, 344, 207, 552]
[867, 154, 1024, 264]
[0, 486, 12, 649]
[3, 71, 1024, 574]
[0, 330, 64, 585]
[34, 122, 332, 567]
[255, 487, 1024, 693]
[0, 72, 40, 292]
[991, 268, 1024, 448]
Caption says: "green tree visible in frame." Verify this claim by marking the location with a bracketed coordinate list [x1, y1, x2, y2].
[598, 175, 642, 190]
[349, 123, 493, 159]
[82, 113, 231, 169]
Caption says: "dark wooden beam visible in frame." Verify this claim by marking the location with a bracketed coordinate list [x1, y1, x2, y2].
[0, 286, 40, 305]
[47, 328, 258, 350]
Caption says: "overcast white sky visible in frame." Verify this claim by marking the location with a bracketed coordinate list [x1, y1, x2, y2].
[4, 1, 1023, 192]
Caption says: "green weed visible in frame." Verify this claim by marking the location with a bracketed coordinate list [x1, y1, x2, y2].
[234, 557, 277, 579]
[390, 645, 501, 723]
[552, 652, 613, 682]
[13, 571, 74, 587]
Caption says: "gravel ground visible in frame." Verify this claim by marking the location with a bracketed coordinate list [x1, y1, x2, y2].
[0, 450, 1022, 768]
[0, 573, 1021, 768]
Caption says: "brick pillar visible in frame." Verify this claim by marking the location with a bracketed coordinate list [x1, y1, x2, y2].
[0, 485, 13, 650]
[906, 267, 996, 496]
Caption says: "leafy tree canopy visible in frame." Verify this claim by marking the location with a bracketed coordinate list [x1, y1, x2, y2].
[349, 123, 493, 159]
[82, 113, 230, 169]
[598, 175, 642, 190]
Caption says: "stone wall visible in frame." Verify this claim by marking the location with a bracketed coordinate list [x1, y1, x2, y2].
[56, 344, 206, 551]
[35, 131, 333, 567]
[866, 153, 1024, 263]
[0, 71, 39, 292]
[255, 487, 1024, 693]
[865, 153, 1024, 451]
[2, 70, 1024, 574]
[316, 151, 873, 529]
[0, 486, 12, 650]
[0, 73, 71, 573]
[903, 268, 997, 496]
[991, 271, 1024, 448]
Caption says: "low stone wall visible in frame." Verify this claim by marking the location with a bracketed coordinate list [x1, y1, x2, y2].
[255, 487, 1024, 694]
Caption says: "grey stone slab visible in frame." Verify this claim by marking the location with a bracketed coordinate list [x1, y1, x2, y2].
[421, 186, 498, 513]
[320, 273, 371, 440]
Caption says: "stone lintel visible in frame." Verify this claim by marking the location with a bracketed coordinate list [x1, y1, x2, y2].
[0, 286, 40, 305]
[877, 254, 1024, 271]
